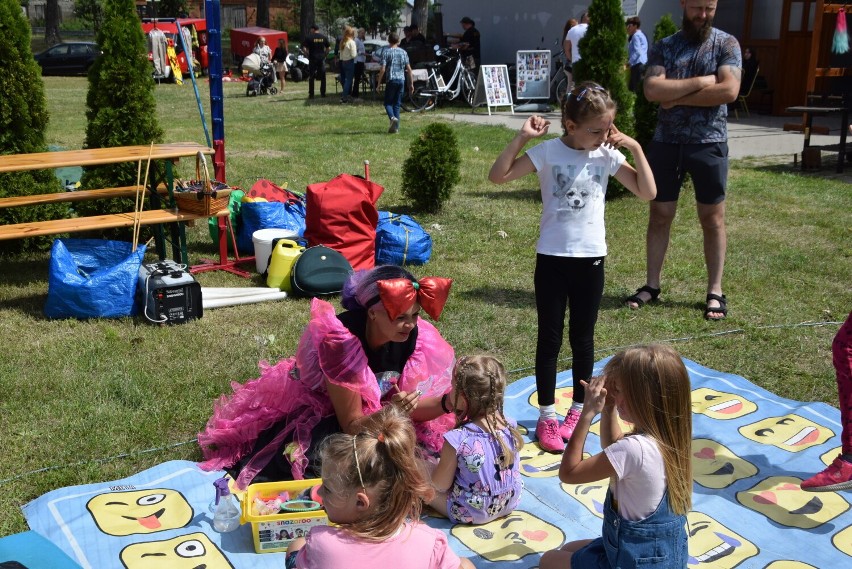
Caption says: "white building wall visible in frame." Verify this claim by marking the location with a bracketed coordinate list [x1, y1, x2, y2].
[439, 1, 724, 67]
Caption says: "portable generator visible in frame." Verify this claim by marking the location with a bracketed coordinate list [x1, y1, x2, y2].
[137, 260, 203, 324]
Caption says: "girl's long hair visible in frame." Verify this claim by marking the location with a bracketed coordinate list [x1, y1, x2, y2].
[318, 405, 433, 541]
[603, 344, 693, 515]
[451, 355, 524, 469]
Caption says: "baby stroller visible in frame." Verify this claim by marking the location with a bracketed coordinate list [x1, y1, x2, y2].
[242, 54, 278, 96]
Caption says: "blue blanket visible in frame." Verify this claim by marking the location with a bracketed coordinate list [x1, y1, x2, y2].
[22, 358, 851, 568]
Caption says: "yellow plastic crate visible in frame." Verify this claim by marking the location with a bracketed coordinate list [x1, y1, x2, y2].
[240, 478, 328, 554]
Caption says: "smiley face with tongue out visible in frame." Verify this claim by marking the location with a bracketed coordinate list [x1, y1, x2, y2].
[87, 489, 193, 536]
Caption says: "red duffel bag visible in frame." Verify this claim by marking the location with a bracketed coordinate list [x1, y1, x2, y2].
[304, 174, 383, 271]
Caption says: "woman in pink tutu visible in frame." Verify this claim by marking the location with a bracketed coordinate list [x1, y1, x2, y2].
[198, 265, 457, 489]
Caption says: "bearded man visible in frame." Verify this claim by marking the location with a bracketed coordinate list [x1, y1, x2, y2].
[625, 0, 741, 321]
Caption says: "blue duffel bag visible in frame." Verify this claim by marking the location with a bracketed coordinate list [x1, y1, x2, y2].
[375, 211, 432, 266]
[237, 200, 306, 255]
[44, 238, 146, 319]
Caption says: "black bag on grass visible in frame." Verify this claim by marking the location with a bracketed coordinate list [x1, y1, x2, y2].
[290, 245, 353, 297]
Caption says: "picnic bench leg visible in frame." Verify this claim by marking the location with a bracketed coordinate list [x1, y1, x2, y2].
[838, 110, 849, 173]
[800, 112, 814, 171]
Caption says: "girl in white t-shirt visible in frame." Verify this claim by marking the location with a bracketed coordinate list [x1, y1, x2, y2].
[285, 405, 474, 569]
[539, 344, 693, 569]
[488, 82, 656, 453]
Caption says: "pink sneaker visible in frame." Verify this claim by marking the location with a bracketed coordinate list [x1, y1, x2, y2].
[801, 456, 852, 492]
[559, 408, 582, 441]
[536, 418, 565, 452]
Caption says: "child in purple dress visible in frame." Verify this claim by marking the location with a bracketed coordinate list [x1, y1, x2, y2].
[428, 355, 524, 524]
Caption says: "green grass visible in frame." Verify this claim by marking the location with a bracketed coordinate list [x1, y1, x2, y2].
[1, 75, 850, 537]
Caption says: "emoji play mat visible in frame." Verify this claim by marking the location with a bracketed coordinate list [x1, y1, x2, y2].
[18, 357, 851, 568]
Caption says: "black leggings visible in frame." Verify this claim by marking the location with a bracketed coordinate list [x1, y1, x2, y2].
[534, 254, 604, 406]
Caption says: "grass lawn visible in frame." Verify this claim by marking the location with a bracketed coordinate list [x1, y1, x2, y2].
[0, 74, 850, 537]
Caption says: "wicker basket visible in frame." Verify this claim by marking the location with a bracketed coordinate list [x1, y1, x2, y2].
[173, 152, 232, 216]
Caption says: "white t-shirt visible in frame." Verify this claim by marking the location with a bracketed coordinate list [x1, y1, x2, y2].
[566, 23, 589, 63]
[604, 433, 667, 521]
[525, 137, 624, 257]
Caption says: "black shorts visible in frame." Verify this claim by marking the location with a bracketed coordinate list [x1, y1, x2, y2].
[648, 141, 728, 204]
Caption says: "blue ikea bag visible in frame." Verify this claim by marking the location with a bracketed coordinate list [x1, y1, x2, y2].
[374, 211, 432, 265]
[44, 238, 146, 319]
[237, 200, 306, 254]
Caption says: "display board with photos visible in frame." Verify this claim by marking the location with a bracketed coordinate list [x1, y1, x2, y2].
[515, 50, 551, 100]
[472, 64, 514, 115]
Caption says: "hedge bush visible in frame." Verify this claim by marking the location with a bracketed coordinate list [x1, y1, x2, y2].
[0, 0, 67, 255]
[401, 123, 461, 213]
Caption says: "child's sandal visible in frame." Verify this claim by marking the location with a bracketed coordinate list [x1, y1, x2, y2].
[624, 285, 661, 309]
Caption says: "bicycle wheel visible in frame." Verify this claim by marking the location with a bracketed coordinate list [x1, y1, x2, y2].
[461, 71, 476, 107]
[555, 76, 570, 106]
[409, 85, 438, 112]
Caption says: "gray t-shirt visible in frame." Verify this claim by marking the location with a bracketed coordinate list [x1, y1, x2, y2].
[649, 28, 742, 144]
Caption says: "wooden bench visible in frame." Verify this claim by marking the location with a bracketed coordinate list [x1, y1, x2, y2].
[0, 143, 224, 262]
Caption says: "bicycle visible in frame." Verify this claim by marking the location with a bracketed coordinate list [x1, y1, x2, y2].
[406, 47, 477, 112]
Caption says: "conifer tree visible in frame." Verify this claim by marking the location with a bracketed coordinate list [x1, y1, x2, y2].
[0, 0, 66, 255]
[79, 0, 163, 207]
[635, 13, 679, 148]
[572, 0, 634, 137]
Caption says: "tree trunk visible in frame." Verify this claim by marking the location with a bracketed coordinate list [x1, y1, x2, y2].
[301, 0, 315, 40]
[256, 0, 270, 28]
[45, 0, 62, 46]
[412, 0, 428, 37]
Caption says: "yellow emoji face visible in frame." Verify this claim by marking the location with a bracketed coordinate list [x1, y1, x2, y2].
[87, 489, 193, 536]
[821, 446, 842, 467]
[692, 388, 757, 419]
[560, 480, 608, 519]
[692, 438, 758, 489]
[451, 510, 564, 562]
[739, 415, 834, 452]
[736, 476, 850, 529]
[687, 511, 758, 567]
[763, 562, 818, 569]
[832, 524, 852, 557]
[518, 444, 563, 478]
[528, 386, 575, 416]
[120, 532, 233, 569]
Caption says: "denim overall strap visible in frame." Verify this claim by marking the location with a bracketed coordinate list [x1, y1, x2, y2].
[601, 488, 688, 568]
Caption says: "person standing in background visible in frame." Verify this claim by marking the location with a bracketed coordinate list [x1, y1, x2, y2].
[338, 26, 357, 103]
[303, 24, 330, 99]
[352, 28, 367, 99]
[561, 18, 578, 91]
[565, 11, 589, 66]
[458, 17, 481, 68]
[626, 0, 741, 320]
[376, 33, 413, 134]
[626, 16, 648, 93]
[272, 38, 288, 94]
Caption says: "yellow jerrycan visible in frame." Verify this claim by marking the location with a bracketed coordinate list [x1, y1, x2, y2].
[266, 239, 305, 292]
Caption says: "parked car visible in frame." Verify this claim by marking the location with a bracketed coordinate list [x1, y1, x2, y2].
[34, 42, 100, 75]
[364, 39, 389, 63]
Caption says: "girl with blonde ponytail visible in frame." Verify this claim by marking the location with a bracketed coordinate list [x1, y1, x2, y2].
[285, 405, 474, 569]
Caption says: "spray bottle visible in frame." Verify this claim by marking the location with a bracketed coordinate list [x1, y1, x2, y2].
[212, 476, 241, 532]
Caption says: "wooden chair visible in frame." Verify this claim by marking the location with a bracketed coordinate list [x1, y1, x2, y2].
[735, 65, 759, 119]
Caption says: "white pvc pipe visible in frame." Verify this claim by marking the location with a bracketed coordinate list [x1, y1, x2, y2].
[201, 287, 282, 299]
[203, 291, 288, 309]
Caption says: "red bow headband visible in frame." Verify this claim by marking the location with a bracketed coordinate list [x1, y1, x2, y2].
[375, 277, 453, 321]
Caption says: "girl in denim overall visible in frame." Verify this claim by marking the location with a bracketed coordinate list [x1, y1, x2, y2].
[539, 344, 692, 569]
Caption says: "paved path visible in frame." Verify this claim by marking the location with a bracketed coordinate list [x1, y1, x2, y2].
[439, 108, 852, 174]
